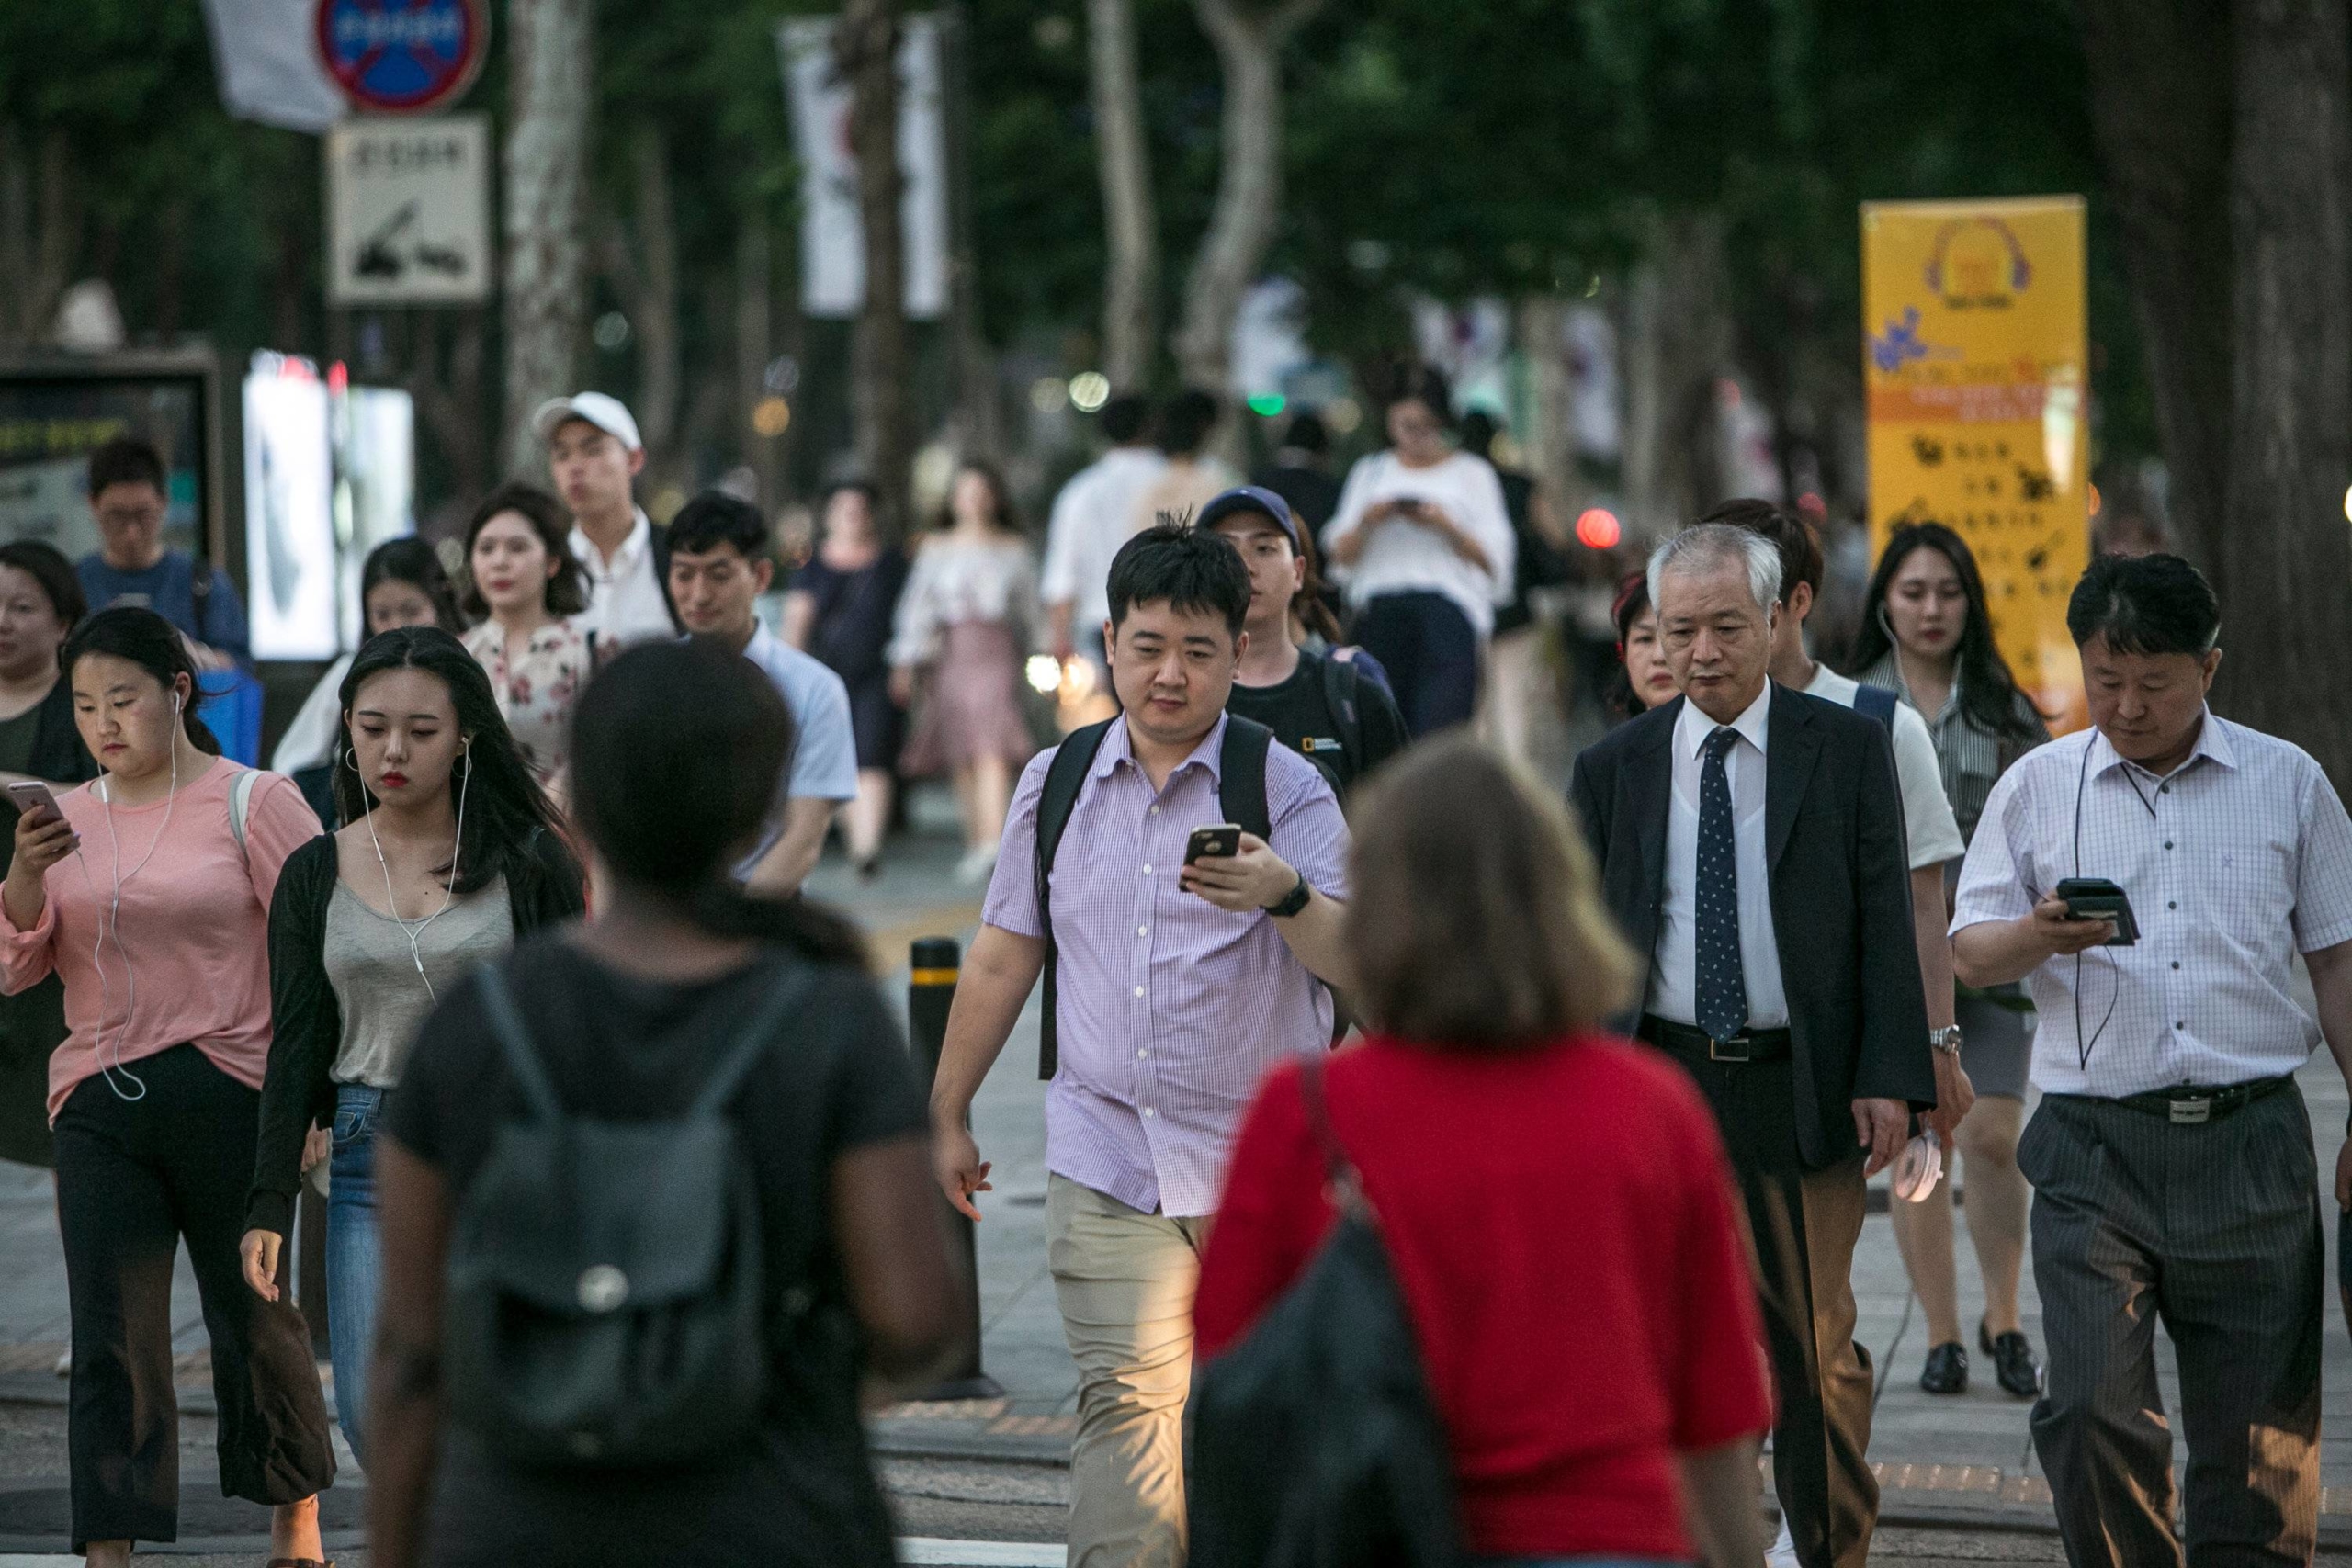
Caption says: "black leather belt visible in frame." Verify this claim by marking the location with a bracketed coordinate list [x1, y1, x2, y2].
[1638, 1014, 1792, 1064]
[2105, 1074, 2292, 1126]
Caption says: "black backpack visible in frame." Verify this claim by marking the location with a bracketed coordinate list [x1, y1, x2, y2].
[1191, 1054, 1464, 1568]
[443, 960, 815, 1467]
[1032, 715, 1274, 1079]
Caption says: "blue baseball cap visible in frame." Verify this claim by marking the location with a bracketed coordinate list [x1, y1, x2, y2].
[1194, 485, 1302, 549]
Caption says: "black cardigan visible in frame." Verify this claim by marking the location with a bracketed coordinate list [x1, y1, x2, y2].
[245, 826, 586, 1236]
[0, 679, 97, 875]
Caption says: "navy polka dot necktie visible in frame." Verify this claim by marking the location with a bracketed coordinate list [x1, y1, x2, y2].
[1695, 726, 1749, 1042]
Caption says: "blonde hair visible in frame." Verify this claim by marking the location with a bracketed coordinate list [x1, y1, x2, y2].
[1345, 736, 1636, 1044]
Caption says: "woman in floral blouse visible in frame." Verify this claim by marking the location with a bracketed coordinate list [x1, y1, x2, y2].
[457, 483, 597, 787]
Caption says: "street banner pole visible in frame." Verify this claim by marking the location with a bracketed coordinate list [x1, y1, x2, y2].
[907, 936, 1003, 1401]
[1861, 196, 2090, 732]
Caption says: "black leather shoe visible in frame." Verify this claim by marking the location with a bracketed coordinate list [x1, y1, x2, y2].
[1919, 1340, 1968, 1394]
[1979, 1321, 2042, 1398]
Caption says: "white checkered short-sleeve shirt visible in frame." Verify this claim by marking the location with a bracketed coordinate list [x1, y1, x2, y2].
[1951, 712, 2352, 1098]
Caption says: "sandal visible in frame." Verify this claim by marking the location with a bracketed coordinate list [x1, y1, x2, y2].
[268, 1559, 335, 1567]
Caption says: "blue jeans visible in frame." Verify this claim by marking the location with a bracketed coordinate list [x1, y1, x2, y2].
[1352, 590, 1480, 737]
[1472, 1560, 1686, 1567]
[326, 1083, 385, 1464]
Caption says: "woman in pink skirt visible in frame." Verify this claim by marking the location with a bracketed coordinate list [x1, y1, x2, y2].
[888, 461, 1040, 885]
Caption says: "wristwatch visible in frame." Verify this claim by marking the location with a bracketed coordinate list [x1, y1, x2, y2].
[1929, 1025, 1965, 1056]
[1264, 874, 1312, 919]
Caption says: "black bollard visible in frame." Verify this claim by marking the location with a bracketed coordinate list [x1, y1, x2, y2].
[908, 936, 1003, 1400]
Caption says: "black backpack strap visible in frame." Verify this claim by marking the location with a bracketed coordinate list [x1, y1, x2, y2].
[1218, 716, 1275, 842]
[473, 962, 564, 1122]
[691, 964, 823, 1116]
[1853, 682, 1898, 732]
[1035, 719, 1117, 1081]
[1317, 655, 1364, 786]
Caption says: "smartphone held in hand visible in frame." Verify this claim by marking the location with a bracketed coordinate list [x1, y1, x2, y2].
[1186, 824, 1243, 865]
[5, 781, 58, 821]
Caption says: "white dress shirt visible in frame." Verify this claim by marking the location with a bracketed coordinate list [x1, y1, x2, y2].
[1321, 451, 1518, 637]
[1951, 712, 2352, 1098]
[1647, 683, 1791, 1030]
[1038, 446, 1167, 628]
[570, 509, 675, 651]
[1804, 666, 1966, 870]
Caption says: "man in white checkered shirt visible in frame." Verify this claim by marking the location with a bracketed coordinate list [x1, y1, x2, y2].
[1953, 552, 2352, 1568]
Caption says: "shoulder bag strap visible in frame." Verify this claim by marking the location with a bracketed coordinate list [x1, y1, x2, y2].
[1217, 716, 1275, 842]
[1034, 718, 1116, 1080]
[1317, 654, 1363, 783]
[1853, 682, 1899, 732]
[228, 767, 259, 863]
[470, 962, 566, 1122]
[1295, 1053, 1371, 1222]
[692, 964, 825, 1116]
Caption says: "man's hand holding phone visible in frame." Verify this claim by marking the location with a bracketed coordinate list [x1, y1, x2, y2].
[1181, 826, 1297, 913]
[2030, 894, 2116, 959]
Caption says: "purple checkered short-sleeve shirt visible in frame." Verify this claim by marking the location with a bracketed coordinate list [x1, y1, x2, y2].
[982, 714, 1351, 1217]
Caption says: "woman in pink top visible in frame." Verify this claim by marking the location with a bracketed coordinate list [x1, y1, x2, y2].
[1, 608, 334, 1566]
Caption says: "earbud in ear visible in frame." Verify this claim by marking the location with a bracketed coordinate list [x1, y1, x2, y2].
[172, 693, 184, 715]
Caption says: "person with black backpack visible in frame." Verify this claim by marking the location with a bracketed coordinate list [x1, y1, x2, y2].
[1193, 737, 1770, 1568]
[1202, 486, 1410, 804]
[364, 639, 964, 1568]
[928, 523, 1351, 1568]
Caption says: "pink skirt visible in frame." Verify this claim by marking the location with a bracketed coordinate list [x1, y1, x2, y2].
[900, 620, 1038, 776]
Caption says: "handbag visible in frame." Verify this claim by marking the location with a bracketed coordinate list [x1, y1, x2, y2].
[1190, 1054, 1465, 1568]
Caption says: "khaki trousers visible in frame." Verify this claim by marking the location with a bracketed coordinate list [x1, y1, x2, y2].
[1047, 1174, 1211, 1568]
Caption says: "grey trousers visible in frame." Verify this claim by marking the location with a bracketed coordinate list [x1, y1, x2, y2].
[2019, 1084, 2322, 1568]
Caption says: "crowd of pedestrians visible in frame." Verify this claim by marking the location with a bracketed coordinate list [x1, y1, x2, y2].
[2, 373, 2350, 1568]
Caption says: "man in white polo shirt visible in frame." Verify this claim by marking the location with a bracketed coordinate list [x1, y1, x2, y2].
[533, 391, 682, 651]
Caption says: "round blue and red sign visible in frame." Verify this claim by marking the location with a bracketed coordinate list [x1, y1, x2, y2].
[315, 0, 489, 115]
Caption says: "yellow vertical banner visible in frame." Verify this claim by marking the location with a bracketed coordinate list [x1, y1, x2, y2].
[1862, 196, 2089, 732]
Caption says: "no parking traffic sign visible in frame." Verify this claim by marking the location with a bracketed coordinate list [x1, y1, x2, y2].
[315, 0, 489, 115]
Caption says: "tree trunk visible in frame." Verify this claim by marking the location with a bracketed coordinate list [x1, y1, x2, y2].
[1620, 208, 1734, 542]
[738, 213, 777, 505]
[838, 0, 916, 541]
[1172, 0, 1326, 401]
[502, 0, 594, 477]
[2078, 0, 2234, 568]
[1088, 0, 1159, 391]
[2216, 0, 2352, 784]
[403, 308, 492, 529]
[596, 124, 682, 491]
[0, 128, 77, 350]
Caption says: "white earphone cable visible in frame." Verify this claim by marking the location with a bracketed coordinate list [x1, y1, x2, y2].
[359, 737, 469, 1004]
[83, 690, 187, 1102]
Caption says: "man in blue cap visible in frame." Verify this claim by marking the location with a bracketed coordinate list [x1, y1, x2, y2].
[1198, 486, 1409, 801]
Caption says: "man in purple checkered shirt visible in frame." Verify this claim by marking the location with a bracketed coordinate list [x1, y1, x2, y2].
[929, 524, 1351, 1568]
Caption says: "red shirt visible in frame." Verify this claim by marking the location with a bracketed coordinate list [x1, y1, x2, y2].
[1193, 1032, 1771, 1562]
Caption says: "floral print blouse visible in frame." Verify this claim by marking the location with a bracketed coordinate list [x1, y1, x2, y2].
[461, 616, 595, 783]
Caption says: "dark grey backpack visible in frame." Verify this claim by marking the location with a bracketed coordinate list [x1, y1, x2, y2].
[443, 960, 815, 1467]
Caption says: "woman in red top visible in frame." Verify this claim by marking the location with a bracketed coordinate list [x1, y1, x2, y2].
[1194, 737, 1771, 1567]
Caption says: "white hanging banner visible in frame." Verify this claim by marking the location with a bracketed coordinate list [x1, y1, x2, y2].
[777, 13, 948, 321]
[200, 0, 347, 133]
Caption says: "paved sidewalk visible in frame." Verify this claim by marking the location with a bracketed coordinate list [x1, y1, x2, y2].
[3, 828, 2349, 1548]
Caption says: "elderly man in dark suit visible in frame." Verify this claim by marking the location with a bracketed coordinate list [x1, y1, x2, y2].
[1570, 522, 1938, 1568]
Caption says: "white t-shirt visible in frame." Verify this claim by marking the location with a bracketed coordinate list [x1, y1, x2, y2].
[1804, 665, 1965, 870]
[1038, 446, 1167, 626]
[571, 509, 676, 652]
[1322, 450, 1516, 637]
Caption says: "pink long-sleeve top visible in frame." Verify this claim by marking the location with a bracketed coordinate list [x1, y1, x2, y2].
[0, 759, 321, 1121]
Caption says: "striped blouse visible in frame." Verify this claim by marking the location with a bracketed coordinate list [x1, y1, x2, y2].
[1855, 653, 2052, 845]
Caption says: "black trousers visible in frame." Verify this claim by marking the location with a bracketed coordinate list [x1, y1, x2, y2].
[1662, 1046, 1877, 1568]
[1351, 591, 1479, 738]
[2021, 1085, 2321, 1568]
[53, 1044, 334, 1550]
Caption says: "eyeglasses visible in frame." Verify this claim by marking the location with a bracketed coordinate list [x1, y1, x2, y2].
[96, 504, 165, 529]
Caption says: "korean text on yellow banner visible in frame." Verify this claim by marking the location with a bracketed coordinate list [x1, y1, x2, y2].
[1862, 196, 2089, 731]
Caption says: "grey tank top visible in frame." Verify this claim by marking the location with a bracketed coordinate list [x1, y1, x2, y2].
[325, 874, 514, 1087]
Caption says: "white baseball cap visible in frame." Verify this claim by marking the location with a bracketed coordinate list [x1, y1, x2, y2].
[532, 390, 643, 453]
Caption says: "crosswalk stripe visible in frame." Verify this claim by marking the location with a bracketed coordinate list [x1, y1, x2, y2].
[897, 1540, 1063, 1566]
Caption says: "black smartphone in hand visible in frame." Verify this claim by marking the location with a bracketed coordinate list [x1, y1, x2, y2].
[2054, 876, 2140, 945]
[1185, 824, 1242, 865]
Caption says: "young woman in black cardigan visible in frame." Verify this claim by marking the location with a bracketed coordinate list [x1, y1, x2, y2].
[242, 626, 583, 1462]
[0, 542, 97, 1169]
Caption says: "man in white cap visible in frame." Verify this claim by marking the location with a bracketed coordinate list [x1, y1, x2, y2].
[532, 391, 683, 650]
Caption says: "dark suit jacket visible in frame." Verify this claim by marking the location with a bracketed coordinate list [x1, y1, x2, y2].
[1569, 682, 1936, 1168]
